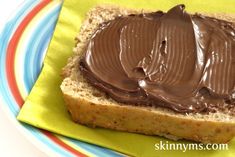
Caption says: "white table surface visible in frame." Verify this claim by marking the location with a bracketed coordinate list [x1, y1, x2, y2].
[0, 1, 49, 156]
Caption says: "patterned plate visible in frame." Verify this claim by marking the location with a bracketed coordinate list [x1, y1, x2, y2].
[0, 0, 123, 156]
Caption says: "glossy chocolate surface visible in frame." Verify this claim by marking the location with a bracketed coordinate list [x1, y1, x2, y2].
[80, 5, 235, 113]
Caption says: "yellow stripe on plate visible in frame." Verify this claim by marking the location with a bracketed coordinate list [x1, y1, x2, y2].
[14, 0, 61, 100]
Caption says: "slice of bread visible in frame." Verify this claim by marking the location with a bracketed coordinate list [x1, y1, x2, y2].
[60, 5, 235, 143]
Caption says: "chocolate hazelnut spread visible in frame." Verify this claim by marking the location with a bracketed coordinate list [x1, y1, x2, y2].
[80, 5, 235, 113]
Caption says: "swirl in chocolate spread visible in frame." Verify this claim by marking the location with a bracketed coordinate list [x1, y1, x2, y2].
[80, 5, 235, 113]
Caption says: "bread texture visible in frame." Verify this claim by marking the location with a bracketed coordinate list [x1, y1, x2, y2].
[60, 5, 235, 143]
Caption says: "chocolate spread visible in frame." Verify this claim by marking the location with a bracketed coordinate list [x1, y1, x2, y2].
[80, 5, 235, 113]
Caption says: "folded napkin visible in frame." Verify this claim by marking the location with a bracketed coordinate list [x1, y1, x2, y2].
[17, 0, 235, 156]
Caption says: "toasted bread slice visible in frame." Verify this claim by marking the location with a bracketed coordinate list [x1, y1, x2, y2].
[60, 5, 235, 143]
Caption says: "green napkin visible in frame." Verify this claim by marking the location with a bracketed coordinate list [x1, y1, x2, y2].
[17, 0, 235, 156]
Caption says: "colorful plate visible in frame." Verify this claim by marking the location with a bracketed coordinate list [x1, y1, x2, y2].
[0, 0, 123, 156]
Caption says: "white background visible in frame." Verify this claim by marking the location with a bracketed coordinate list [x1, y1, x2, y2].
[0, 1, 48, 156]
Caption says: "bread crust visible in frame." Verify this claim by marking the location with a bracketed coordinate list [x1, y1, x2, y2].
[60, 5, 235, 143]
